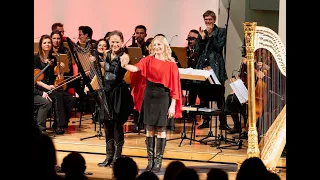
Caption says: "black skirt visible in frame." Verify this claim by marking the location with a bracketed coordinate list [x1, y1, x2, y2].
[139, 79, 170, 127]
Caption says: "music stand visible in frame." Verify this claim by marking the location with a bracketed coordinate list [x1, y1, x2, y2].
[34, 42, 39, 54]
[127, 47, 143, 65]
[52, 53, 70, 73]
[170, 47, 187, 68]
[63, 42, 76, 65]
[197, 84, 224, 147]
[166, 69, 209, 146]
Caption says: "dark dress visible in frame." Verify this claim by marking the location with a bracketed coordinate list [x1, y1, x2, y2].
[132, 56, 183, 128]
[104, 51, 134, 125]
[140, 79, 170, 127]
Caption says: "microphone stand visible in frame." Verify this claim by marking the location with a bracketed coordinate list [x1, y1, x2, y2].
[224, 0, 231, 62]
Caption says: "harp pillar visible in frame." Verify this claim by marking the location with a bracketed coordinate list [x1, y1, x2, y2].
[243, 22, 260, 158]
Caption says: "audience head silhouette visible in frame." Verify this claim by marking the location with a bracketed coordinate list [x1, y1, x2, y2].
[136, 171, 159, 180]
[61, 151, 87, 180]
[176, 167, 199, 180]
[163, 160, 186, 180]
[236, 157, 269, 180]
[207, 168, 228, 180]
[113, 156, 138, 180]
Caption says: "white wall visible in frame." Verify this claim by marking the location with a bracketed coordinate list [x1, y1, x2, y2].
[278, 0, 286, 46]
[34, 0, 219, 47]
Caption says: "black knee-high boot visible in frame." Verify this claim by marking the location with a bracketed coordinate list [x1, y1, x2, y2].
[98, 139, 115, 167]
[152, 138, 166, 173]
[145, 136, 155, 171]
[110, 141, 124, 167]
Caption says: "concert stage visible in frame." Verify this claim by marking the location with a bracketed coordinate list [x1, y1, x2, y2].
[50, 113, 286, 167]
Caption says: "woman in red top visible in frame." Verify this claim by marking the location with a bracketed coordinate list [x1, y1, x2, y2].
[121, 35, 182, 173]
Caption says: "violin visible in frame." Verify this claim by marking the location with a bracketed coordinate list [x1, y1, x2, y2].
[34, 59, 53, 85]
[53, 49, 67, 90]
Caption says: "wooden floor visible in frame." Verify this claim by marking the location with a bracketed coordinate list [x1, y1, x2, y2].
[48, 112, 286, 179]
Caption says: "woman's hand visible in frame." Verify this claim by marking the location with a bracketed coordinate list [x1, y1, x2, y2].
[168, 106, 175, 119]
[120, 54, 130, 68]
[48, 85, 55, 90]
[60, 62, 65, 68]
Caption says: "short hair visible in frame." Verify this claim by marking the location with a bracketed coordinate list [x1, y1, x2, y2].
[207, 168, 228, 180]
[104, 31, 111, 39]
[108, 30, 124, 42]
[113, 157, 138, 180]
[78, 26, 93, 39]
[51, 22, 64, 31]
[190, 29, 200, 35]
[154, 33, 166, 38]
[135, 25, 147, 33]
[203, 10, 216, 20]
[61, 152, 86, 174]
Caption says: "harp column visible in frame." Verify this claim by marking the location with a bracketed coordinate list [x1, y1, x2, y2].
[243, 22, 260, 158]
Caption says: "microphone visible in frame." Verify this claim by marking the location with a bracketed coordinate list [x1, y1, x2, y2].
[231, 69, 239, 78]
[169, 35, 178, 45]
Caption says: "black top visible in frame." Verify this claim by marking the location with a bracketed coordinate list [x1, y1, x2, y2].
[104, 51, 127, 90]
[34, 54, 57, 90]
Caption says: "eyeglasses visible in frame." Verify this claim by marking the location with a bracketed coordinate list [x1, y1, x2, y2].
[186, 37, 197, 41]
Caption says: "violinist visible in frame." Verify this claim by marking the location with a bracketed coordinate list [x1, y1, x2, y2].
[50, 30, 77, 96]
[97, 30, 133, 168]
[34, 34, 76, 135]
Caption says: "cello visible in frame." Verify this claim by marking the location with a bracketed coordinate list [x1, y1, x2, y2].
[239, 56, 267, 131]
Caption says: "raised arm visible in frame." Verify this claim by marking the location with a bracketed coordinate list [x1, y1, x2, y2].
[120, 54, 139, 72]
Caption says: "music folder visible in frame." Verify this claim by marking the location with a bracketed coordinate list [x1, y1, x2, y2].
[34, 42, 39, 54]
[178, 68, 220, 85]
[63, 42, 75, 64]
[229, 79, 248, 104]
[52, 53, 70, 73]
[127, 47, 143, 65]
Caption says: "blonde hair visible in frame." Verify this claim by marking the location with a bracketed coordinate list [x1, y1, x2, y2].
[148, 36, 174, 62]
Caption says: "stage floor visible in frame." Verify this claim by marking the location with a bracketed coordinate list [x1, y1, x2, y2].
[48, 112, 286, 168]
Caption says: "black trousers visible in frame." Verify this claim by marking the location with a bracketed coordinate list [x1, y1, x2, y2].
[34, 95, 52, 131]
[188, 82, 225, 122]
[49, 90, 76, 128]
[104, 120, 124, 144]
[223, 94, 247, 128]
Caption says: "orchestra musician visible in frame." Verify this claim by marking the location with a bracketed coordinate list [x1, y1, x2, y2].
[34, 34, 76, 135]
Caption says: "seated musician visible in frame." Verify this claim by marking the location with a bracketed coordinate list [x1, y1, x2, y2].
[34, 34, 76, 135]
[50, 30, 79, 96]
[34, 86, 52, 135]
[224, 55, 269, 139]
[129, 25, 149, 56]
[77, 26, 96, 47]
[180, 30, 200, 121]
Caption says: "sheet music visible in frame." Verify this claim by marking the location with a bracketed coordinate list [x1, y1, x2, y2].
[208, 69, 221, 85]
[229, 79, 248, 104]
[178, 68, 211, 78]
